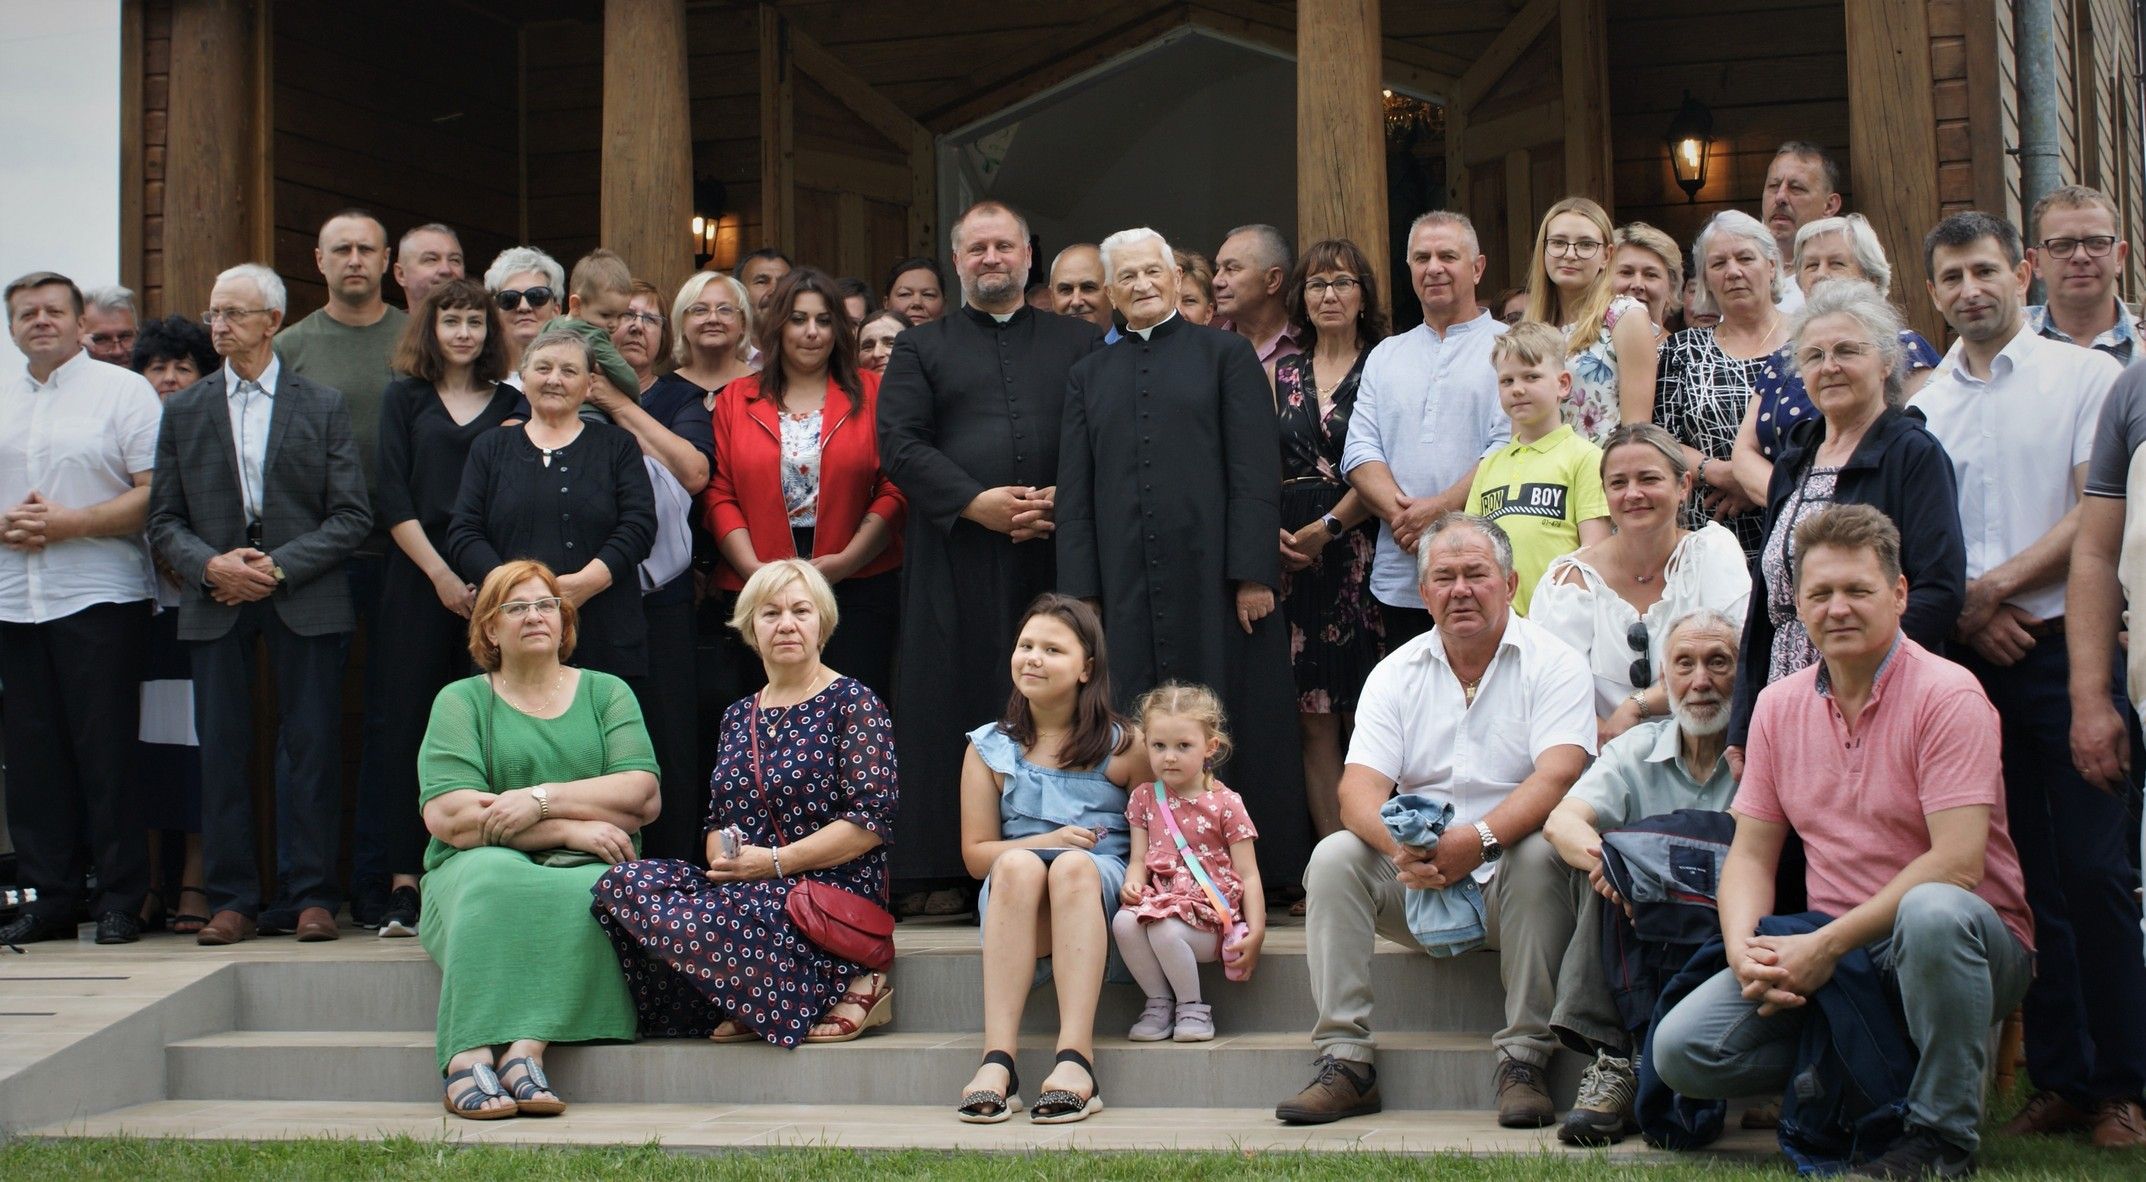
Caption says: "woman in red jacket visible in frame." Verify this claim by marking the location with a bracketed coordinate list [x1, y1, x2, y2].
[705, 266, 905, 703]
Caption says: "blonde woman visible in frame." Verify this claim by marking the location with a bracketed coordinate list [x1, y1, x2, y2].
[666, 270, 760, 411]
[1523, 197, 1661, 442]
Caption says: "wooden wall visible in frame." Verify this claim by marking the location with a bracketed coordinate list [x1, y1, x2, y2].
[139, 0, 173, 316]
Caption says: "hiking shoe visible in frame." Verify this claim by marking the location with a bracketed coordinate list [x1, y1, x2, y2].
[378, 886, 420, 938]
[1274, 1055, 1382, 1124]
[1495, 1056, 1556, 1128]
[1847, 1127, 1977, 1179]
[1557, 1048, 1636, 1145]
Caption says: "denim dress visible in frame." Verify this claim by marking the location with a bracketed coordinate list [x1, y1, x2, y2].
[970, 722, 1132, 982]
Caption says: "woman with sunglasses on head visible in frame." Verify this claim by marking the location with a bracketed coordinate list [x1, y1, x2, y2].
[482, 246, 567, 377]
[1529, 423, 1749, 745]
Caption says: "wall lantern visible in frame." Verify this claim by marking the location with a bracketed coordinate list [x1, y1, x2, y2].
[1665, 91, 1713, 203]
[692, 179, 739, 271]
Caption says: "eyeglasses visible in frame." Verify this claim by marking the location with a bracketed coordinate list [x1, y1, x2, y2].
[1626, 621, 1651, 689]
[686, 302, 743, 321]
[1547, 237, 1606, 259]
[496, 597, 564, 619]
[1305, 277, 1362, 297]
[495, 287, 556, 312]
[1794, 341, 1876, 370]
[201, 307, 270, 326]
[2040, 235, 2119, 259]
[618, 310, 665, 329]
[87, 331, 137, 347]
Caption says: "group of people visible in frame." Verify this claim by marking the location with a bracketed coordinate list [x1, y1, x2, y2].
[4, 134, 2145, 1174]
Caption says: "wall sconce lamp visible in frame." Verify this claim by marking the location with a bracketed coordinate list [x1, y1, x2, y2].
[692, 179, 739, 271]
[1665, 91, 1713, 204]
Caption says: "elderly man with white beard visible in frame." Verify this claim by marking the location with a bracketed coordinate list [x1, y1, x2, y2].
[1540, 608, 1743, 1146]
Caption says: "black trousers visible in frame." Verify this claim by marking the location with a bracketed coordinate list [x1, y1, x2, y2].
[355, 554, 465, 880]
[0, 600, 151, 923]
[1378, 601, 1433, 649]
[637, 595, 703, 862]
[192, 602, 348, 918]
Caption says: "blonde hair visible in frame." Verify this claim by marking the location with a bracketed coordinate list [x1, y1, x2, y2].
[1613, 222, 1686, 314]
[468, 560, 578, 671]
[1523, 197, 1616, 355]
[671, 270, 755, 367]
[728, 558, 840, 652]
[1134, 681, 1234, 767]
[569, 248, 633, 303]
[1490, 319, 1568, 371]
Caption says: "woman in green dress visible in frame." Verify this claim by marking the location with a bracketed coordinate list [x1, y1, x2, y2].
[418, 558, 662, 1119]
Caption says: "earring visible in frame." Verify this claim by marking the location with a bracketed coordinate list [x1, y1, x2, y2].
[1203, 756, 1214, 771]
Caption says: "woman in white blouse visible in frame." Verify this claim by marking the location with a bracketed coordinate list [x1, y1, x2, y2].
[1531, 422, 1749, 743]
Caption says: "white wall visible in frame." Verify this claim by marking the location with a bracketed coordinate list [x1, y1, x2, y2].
[0, 0, 122, 371]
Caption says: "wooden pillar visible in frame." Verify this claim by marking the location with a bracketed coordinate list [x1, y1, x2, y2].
[1297, 0, 1388, 280]
[1846, 0, 1945, 343]
[759, 5, 796, 255]
[1559, 0, 1612, 211]
[163, 0, 260, 314]
[601, 0, 694, 290]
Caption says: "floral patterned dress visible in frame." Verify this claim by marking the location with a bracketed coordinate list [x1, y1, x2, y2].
[1654, 327, 1772, 556]
[1125, 779, 1260, 932]
[590, 677, 897, 1047]
[1275, 351, 1385, 713]
[1565, 295, 1650, 444]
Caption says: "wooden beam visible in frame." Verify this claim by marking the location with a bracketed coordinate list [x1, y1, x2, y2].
[1560, 0, 1611, 211]
[758, 3, 795, 253]
[1462, 99, 1563, 166]
[922, 0, 1183, 133]
[794, 148, 912, 204]
[1185, 4, 1455, 99]
[788, 25, 917, 151]
[120, 0, 144, 301]
[1451, 0, 1556, 112]
[909, 125, 936, 259]
[1505, 148, 1534, 291]
[1960, 0, 2013, 217]
[1297, 0, 1389, 279]
[1846, 0, 1944, 344]
[603, 0, 695, 288]
[164, 0, 259, 311]
[1446, 103, 1470, 214]
[249, 0, 273, 264]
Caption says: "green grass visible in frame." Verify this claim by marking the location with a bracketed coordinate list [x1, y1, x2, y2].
[0, 1136, 2137, 1181]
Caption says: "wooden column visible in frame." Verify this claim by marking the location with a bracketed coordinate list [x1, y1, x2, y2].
[759, 5, 796, 255]
[1846, 0, 1944, 343]
[601, 0, 694, 289]
[1297, 0, 1388, 279]
[1560, 0, 1612, 211]
[162, 0, 259, 314]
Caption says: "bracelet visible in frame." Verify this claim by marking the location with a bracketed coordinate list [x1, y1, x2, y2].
[1631, 690, 1651, 720]
[770, 848, 784, 878]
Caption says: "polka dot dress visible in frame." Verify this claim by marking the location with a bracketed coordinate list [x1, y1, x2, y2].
[591, 677, 898, 1047]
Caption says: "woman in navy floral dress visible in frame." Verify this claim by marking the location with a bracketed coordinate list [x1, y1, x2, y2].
[593, 559, 899, 1047]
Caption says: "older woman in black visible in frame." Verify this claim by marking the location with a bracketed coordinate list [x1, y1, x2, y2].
[448, 325, 656, 681]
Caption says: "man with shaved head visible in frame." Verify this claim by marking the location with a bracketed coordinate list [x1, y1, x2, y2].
[1050, 243, 1114, 334]
[1212, 222, 1300, 375]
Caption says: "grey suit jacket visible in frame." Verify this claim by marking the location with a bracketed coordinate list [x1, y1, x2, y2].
[148, 368, 374, 640]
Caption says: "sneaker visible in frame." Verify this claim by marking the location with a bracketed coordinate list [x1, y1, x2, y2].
[1557, 1049, 1636, 1146]
[378, 886, 420, 938]
[1274, 1055, 1382, 1124]
[0, 911, 72, 946]
[1171, 1000, 1215, 1042]
[1495, 1055, 1556, 1128]
[1847, 1127, 1977, 1179]
[1127, 997, 1173, 1042]
[94, 910, 142, 945]
[350, 882, 391, 930]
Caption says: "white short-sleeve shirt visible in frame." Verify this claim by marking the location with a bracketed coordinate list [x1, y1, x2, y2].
[1346, 610, 1598, 882]
[0, 351, 162, 622]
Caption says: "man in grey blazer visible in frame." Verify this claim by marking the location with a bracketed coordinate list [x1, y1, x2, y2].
[149, 263, 372, 946]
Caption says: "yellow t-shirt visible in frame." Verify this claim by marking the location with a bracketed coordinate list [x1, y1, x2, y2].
[1466, 424, 1609, 614]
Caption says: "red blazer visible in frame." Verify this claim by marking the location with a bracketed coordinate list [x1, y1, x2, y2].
[703, 370, 906, 590]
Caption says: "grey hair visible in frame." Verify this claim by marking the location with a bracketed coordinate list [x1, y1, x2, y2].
[214, 263, 286, 313]
[521, 323, 596, 372]
[1415, 511, 1515, 582]
[1794, 213, 1893, 297]
[398, 222, 461, 254]
[84, 284, 136, 315]
[1224, 222, 1292, 273]
[483, 245, 565, 294]
[1406, 210, 1481, 257]
[1690, 210, 1785, 316]
[1788, 278, 1908, 408]
[1664, 607, 1742, 651]
[1098, 227, 1173, 280]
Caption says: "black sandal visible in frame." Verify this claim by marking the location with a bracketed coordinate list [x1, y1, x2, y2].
[441, 1062, 516, 1120]
[1030, 1048, 1104, 1124]
[956, 1049, 1022, 1123]
[498, 1055, 566, 1117]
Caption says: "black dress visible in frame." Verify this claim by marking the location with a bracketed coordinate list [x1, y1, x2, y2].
[1274, 352, 1384, 713]
[875, 304, 1103, 883]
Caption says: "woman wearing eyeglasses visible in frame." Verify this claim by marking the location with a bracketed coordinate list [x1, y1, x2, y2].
[1530, 423, 1749, 745]
[481, 246, 567, 373]
[418, 558, 662, 1119]
[1522, 197, 1663, 443]
[1724, 280, 1964, 768]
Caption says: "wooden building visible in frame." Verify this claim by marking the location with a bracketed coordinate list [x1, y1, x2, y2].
[123, 0, 2144, 348]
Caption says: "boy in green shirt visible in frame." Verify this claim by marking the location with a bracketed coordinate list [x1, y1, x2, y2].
[549, 248, 641, 402]
[1467, 321, 1610, 614]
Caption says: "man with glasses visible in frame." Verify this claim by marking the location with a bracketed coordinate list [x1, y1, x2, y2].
[2025, 185, 2139, 367]
[149, 263, 371, 946]
[79, 285, 140, 366]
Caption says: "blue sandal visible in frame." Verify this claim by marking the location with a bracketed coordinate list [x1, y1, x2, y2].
[441, 1062, 515, 1120]
[498, 1055, 566, 1117]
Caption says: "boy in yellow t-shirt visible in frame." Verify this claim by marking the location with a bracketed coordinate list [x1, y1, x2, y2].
[1467, 321, 1610, 614]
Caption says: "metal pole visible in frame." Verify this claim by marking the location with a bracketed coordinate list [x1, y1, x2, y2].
[2017, 0, 2060, 253]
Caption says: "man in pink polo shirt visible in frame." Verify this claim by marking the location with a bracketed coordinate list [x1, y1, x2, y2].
[1653, 504, 2034, 1181]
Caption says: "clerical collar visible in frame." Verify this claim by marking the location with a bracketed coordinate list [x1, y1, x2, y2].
[1127, 311, 1182, 341]
[962, 303, 1027, 329]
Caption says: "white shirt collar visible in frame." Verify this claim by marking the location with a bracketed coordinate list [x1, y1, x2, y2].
[989, 310, 1017, 324]
[223, 354, 281, 398]
[22, 348, 88, 390]
[1128, 311, 1180, 341]
[1410, 609, 1527, 668]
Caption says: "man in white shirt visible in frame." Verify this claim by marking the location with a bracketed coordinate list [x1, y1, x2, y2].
[1276, 513, 1595, 1128]
[1914, 210, 2146, 1147]
[1342, 212, 1510, 647]
[0, 271, 162, 946]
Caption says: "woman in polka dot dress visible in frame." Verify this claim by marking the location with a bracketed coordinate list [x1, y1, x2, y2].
[592, 559, 899, 1047]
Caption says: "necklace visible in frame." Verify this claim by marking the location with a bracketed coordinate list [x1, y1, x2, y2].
[761, 668, 829, 738]
[494, 667, 567, 716]
[1460, 674, 1483, 707]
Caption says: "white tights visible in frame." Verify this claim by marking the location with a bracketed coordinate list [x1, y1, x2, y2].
[1111, 911, 1220, 1003]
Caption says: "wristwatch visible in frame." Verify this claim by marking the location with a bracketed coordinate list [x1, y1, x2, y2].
[1320, 512, 1343, 535]
[1630, 690, 1651, 720]
[1474, 819, 1504, 864]
[272, 564, 287, 585]
[531, 785, 551, 819]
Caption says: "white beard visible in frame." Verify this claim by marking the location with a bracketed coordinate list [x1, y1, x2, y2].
[1670, 694, 1730, 737]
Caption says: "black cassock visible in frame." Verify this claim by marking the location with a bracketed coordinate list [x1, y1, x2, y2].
[877, 304, 1105, 882]
[1057, 313, 1309, 880]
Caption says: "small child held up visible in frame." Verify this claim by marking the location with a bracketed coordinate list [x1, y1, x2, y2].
[1466, 320, 1610, 614]
[551, 248, 643, 403]
[1112, 682, 1264, 1043]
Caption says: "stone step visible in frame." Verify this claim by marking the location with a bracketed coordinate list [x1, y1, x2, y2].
[168, 1029, 1582, 1111]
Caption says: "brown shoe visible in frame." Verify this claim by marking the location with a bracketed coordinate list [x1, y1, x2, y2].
[294, 906, 340, 942]
[1274, 1055, 1382, 1124]
[195, 910, 257, 946]
[2001, 1089, 2094, 1137]
[2092, 1097, 2146, 1149]
[1495, 1056, 1556, 1128]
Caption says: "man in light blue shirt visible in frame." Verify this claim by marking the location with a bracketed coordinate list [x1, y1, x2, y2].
[1342, 211, 1509, 645]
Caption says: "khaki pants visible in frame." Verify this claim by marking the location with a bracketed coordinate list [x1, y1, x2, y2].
[1304, 828, 1585, 1067]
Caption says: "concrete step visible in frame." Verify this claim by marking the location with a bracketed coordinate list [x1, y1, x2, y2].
[168, 1029, 1582, 1111]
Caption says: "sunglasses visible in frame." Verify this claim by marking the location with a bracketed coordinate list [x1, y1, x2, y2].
[495, 287, 556, 312]
[1627, 620, 1651, 689]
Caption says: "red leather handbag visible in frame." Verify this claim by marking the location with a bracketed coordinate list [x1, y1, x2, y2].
[749, 697, 895, 970]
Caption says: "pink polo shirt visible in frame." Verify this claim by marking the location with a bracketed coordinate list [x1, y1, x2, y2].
[1736, 636, 2034, 953]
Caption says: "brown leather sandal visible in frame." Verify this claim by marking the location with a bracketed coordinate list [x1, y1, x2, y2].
[804, 972, 893, 1044]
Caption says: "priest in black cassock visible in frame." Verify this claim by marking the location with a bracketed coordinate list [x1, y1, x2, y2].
[877, 201, 1105, 895]
[1057, 227, 1309, 883]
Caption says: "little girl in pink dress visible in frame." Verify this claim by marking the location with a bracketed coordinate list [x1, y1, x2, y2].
[1112, 683, 1267, 1042]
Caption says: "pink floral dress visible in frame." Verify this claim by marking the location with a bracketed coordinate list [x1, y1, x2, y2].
[1125, 780, 1260, 932]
